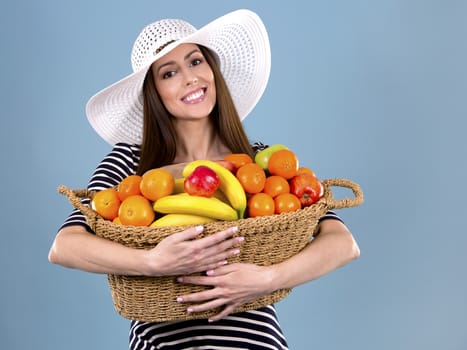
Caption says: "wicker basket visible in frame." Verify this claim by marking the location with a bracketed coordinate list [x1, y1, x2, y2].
[58, 178, 363, 322]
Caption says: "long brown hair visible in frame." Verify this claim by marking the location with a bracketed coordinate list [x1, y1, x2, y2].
[137, 45, 255, 175]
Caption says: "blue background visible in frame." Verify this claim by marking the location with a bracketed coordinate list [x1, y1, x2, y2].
[1, 1, 466, 349]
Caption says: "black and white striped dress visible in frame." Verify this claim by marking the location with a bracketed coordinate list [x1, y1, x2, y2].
[60, 142, 342, 349]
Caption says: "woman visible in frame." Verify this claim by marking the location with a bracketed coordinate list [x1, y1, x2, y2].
[49, 9, 360, 349]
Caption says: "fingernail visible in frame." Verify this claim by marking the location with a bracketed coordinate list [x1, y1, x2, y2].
[177, 277, 184, 282]
[187, 307, 193, 313]
[236, 236, 244, 243]
[231, 226, 238, 233]
[206, 269, 215, 275]
[195, 225, 204, 233]
[232, 249, 240, 255]
[218, 260, 228, 266]
[176, 297, 183, 302]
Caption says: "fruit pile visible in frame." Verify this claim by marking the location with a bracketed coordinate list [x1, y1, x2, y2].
[90, 144, 324, 227]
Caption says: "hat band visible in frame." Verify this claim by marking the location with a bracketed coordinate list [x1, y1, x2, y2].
[154, 40, 176, 55]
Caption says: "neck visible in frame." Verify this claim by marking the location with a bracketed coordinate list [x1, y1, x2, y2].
[172, 119, 229, 163]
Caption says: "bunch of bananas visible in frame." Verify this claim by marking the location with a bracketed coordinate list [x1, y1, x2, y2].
[152, 160, 246, 226]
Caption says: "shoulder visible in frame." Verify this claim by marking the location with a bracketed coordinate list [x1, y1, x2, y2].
[87, 143, 141, 190]
[99, 142, 141, 172]
[251, 141, 268, 153]
[108, 142, 141, 161]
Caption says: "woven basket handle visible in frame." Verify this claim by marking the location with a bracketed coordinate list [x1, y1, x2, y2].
[322, 178, 364, 210]
[57, 185, 99, 220]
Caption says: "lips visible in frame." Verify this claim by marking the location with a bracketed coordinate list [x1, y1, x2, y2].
[182, 88, 207, 104]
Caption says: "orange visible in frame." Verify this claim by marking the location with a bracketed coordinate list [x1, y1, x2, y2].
[117, 175, 142, 201]
[263, 175, 290, 198]
[267, 149, 299, 179]
[112, 217, 122, 225]
[297, 166, 317, 178]
[91, 188, 121, 220]
[140, 168, 174, 201]
[247, 192, 275, 217]
[274, 193, 302, 214]
[236, 163, 267, 194]
[224, 153, 253, 170]
[118, 195, 155, 226]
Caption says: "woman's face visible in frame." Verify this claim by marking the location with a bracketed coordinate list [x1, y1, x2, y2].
[151, 43, 216, 120]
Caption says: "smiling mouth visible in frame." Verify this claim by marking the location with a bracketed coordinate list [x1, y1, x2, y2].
[182, 88, 207, 104]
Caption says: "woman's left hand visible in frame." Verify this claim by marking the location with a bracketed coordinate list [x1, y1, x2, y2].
[176, 219, 360, 322]
[176, 263, 275, 322]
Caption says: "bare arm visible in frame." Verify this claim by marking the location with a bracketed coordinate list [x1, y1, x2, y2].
[268, 219, 360, 289]
[48, 225, 244, 277]
[48, 144, 248, 277]
[176, 219, 360, 321]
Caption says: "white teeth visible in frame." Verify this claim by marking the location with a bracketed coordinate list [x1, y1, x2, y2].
[184, 89, 204, 102]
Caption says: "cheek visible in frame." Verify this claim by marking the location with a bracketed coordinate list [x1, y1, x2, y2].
[156, 81, 178, 105]
[206, 70, 215, 85]
[196, 63, 215, 85]
[205, 70, 216, 97]
[210, 81, 217, 103]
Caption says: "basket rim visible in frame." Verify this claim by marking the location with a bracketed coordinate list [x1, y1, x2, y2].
[58, 177, 363, 223]
[57, 177, 363, 247]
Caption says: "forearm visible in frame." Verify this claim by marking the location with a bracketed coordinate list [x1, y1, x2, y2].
[269, 219, 360, 290]
[174, 220, 360, 320]
[49, 225, 243, 277]
[48, 226, 149, 276]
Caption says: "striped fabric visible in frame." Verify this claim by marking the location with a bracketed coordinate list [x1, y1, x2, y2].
[129, 305, 288, 349]
[59, 142, 342, 349]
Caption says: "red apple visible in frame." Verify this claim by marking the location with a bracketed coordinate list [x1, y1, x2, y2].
[289, 173, 324, 207]
[184, 166, 220, 197]
[216, 160, 236, 173]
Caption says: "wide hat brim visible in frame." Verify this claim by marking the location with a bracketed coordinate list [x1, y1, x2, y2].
[85, 9, 271, 145]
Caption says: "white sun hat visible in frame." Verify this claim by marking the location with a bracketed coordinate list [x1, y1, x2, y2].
[85, 9, 271, 145]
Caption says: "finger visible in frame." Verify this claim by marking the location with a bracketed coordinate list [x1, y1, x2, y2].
[201, 245, 242, 268]
[205, 262, 240, 276]
[177, 275, 214, 287]
[177, 288, 218, 304]
[208, 304, 237, 322]
[169, 225, 205, 242]
[205, 233, 245, 256]
[209, 236, 244, 254]
[173, 248, 239, 275]
[198, 257, 230, 273]
[186, 298, 227, 314]
[186, 239, 243, 271]
[197, 226, 239, 248]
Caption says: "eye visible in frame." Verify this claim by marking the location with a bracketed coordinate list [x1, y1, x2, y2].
[162, 70, 176, 79]
[190, 58, 202, 67]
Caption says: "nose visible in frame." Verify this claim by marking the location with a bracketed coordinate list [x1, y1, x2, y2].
[186, 76, 198, 86]
[183, 68, 198, 86]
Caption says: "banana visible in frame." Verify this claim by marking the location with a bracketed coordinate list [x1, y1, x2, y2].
[213, 189, 229, 204]
[182, 160, 247, 218]
[173, 177, 228, 204]
[153, 194, 238, 221]
[173, 177, 186, 194]
[151, 213, 216, 227]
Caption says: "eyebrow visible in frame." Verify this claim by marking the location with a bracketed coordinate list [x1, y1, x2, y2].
[156, 49, 201, 74]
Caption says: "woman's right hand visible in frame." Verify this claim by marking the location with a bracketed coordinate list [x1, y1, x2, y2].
[49, 225, 243, 277]
[143, 226, 244, 277]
